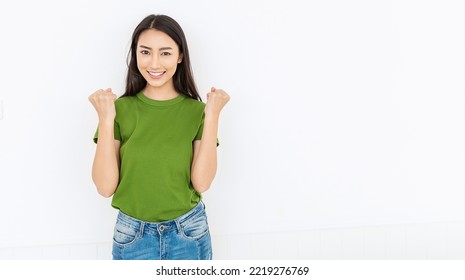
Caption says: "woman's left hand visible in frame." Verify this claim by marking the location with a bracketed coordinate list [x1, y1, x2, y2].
[205, 87, 230, 117]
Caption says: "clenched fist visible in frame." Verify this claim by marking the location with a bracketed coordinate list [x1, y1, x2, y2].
[88, 88, 117, 124]
[205, 87, 230, 117]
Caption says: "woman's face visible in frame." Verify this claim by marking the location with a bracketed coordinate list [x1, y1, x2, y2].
[136, 29, 183, 91]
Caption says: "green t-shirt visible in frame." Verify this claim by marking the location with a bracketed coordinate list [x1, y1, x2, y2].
[93, 92, 206, 222]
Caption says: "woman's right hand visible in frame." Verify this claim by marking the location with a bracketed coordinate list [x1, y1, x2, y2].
[88, 88, 117, 123]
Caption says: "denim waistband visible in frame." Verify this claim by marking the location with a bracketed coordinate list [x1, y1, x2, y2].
[116, 201, 205, 234]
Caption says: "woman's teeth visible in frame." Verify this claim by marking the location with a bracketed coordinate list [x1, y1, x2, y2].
[149, 71, 165, 77]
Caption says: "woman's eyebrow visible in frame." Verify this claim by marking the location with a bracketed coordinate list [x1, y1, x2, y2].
[139, 45, 173, 51]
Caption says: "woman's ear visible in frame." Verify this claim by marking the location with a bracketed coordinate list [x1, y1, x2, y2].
[178, 53, 183, 64]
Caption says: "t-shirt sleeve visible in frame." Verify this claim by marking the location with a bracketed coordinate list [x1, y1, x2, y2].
[194, 113, 204, 141]
[194, 112, 219, 146]
[93, 120, 121, 144]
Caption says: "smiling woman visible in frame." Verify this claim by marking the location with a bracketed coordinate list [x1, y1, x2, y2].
[136, 29, 183, 100]
[88, 14, 230, 260]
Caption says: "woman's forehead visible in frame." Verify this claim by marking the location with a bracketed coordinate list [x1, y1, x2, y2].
[137, 29, 178, 49]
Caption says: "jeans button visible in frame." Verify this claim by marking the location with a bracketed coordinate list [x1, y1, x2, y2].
[159, 225, 165, 231]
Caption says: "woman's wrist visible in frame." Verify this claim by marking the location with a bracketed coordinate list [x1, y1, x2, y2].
[98, 118, 114, 127]
[204, 111, 220, 121]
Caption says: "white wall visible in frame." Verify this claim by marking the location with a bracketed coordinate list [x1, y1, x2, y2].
[0, 0, 464, 259]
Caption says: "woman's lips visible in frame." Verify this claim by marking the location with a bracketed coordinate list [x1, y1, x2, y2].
[148, 71, 165, 79]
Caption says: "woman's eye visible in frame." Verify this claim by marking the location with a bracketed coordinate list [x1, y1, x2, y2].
[161, 52, 172, 56]
[140, 50, 150, 55]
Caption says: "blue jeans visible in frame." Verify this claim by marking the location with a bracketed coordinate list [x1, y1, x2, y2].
[112, 201, 212, 260]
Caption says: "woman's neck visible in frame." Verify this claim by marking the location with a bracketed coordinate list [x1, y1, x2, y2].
[142, 84, 180, 101]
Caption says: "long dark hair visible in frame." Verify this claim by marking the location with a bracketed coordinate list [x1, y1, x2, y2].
[120, 14, 201, 101]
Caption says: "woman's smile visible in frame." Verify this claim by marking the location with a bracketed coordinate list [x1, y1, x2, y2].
[147, 71, 166, 79]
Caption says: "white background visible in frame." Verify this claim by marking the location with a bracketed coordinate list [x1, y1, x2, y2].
[0, 0, 464, 254]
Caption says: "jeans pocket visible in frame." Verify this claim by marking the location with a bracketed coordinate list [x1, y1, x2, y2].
[113, 221, 139, 246]
[180, 211, 209, 240]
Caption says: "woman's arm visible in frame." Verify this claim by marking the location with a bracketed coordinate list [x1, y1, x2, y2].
[191, 87, 230, 193]
[89, 88, 120, 197]
[92, 129, 120, 197]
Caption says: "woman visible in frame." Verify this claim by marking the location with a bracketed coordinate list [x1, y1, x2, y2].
[88, 14, 229, 260]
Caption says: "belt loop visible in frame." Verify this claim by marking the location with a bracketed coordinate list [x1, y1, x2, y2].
[139, 221, 145, 237]
[175, 217, 182, 233]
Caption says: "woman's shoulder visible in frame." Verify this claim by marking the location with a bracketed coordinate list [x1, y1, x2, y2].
[113, 95, 139, 116]
[181, 97, 206, 115]
[115, 95, 138, 107]
[182, 95, 206, 108]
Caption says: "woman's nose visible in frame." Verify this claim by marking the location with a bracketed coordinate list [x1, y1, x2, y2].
[150, 55, 161, 68]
